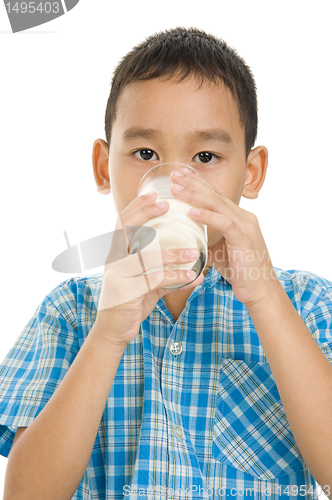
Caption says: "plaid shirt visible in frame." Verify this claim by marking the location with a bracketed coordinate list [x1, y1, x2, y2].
[1, 267, 332, 499]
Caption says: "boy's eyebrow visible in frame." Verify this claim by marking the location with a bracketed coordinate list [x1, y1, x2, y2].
[123, 127, 161, 141]
[189, 129, 233, 145]
[122, 127, 233, 145]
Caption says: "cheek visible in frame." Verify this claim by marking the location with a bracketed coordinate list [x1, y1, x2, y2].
[112, 188, 136, 213]
[110, 174, 140, 214]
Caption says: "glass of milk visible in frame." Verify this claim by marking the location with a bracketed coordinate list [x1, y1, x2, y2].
[129, 162, 208, 289]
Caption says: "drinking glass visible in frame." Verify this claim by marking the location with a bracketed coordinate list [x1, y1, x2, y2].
[129, 162, 208, 289]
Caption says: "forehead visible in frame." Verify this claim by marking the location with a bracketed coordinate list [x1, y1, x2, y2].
[112, 76, 244, 145]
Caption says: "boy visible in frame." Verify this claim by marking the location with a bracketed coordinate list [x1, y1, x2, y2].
[1, 27, 332, 499]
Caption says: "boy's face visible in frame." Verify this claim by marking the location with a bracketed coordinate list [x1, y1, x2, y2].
[94, 76, 267, 245]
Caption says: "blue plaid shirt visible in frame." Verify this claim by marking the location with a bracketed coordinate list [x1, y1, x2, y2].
[1, 267, 332, 499]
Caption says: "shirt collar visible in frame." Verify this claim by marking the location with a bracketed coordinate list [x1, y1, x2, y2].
[155, 266, 227, 320]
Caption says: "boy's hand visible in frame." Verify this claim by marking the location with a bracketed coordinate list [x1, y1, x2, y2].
[94, 191, 204, 350]
[170, 168, 280, 309]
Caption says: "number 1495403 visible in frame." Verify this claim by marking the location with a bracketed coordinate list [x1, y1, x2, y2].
[5, 2, 60, 14]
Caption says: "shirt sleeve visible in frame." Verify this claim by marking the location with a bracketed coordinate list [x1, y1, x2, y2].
[0, 279, 80, 458]
[299, 272, 332, 364]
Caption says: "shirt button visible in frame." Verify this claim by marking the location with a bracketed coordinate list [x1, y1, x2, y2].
[174, 425, 184, 440]
[170, 342, 182, 356]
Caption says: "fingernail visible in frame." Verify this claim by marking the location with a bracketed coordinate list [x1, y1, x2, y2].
[181, 167, 192, 174]
[145, 191, 156, 197]
[173, 184, 184, 191]
[156, 200, 167, 208]
[186, 270, 197, 279]
[190, 208, 201, 216]
[188, 249, 200, 259]
[172, 171, 183, 177]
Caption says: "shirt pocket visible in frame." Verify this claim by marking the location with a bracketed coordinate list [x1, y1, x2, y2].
[212, 358, 306, 480]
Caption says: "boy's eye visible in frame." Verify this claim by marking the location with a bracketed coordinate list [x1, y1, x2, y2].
[134, 149, 158, 161]
[193, 152, 218, 164]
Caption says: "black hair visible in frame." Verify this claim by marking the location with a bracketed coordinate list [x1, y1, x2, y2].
[105, 27, 258, 157]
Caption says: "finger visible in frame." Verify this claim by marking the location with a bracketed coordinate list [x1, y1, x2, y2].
[99, 266, 202, 311]
[117, 190, 158, 219]
[172, 169, 256, 222]
[105, 197, 170, 261]
[161, 268, 205, 295]
[188, 209, 248, 248]
[143, 267, 202, 291]
[116, 191, 169, 232]
[110, 246, 201, 278]
[119, 199, 170, 247]
[170, 169, 237, 215]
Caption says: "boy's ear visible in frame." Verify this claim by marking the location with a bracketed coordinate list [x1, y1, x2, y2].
[92, 139, 111, 195]
[242, 145, 268, 200]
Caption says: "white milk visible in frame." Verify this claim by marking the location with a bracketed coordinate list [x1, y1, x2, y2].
[129, 198, 207, 288]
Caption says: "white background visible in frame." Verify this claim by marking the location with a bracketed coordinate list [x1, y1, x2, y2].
[0, 0, 331, 497]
